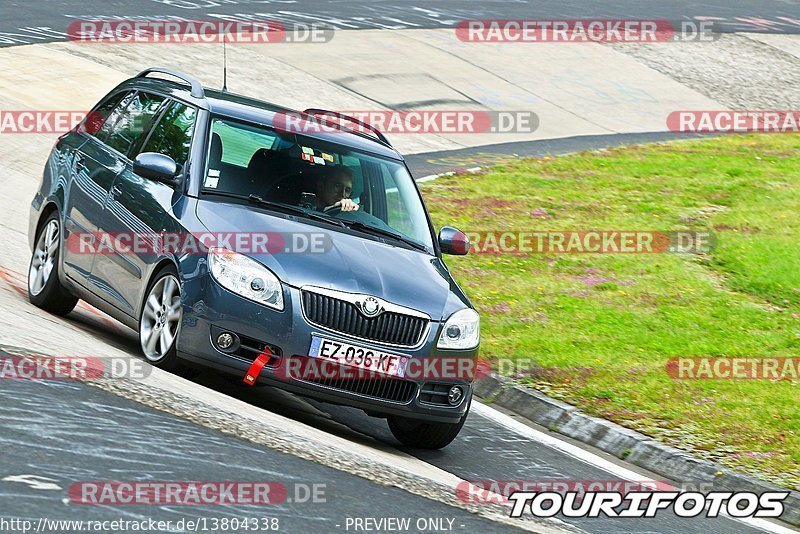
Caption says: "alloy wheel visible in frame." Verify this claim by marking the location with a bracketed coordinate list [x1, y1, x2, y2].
[29, 220, 59, 296]
[139, 275, 182, 361]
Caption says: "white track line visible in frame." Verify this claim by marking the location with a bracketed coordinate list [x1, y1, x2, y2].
[473, 402, 796, 534]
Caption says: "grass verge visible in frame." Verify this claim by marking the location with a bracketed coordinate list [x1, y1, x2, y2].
[422, 134, 800, 489]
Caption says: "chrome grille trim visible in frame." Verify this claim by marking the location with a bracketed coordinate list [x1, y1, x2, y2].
[300, 286, 431, 348]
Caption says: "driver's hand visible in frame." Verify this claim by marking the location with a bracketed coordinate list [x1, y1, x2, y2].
[327, 199, 359, 212]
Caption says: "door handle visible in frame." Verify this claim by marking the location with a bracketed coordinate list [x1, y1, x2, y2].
[73, 155, 87, 173]
[110, 184, 123, 199]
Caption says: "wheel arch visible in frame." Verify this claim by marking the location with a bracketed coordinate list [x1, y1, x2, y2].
[34, 202, 60, 242]
[137, 258, 181, 320]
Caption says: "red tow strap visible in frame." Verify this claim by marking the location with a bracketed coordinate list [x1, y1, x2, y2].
[243, 349, 272, 386]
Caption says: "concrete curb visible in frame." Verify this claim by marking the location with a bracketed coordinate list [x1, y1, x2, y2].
[474, 374, 800, 528]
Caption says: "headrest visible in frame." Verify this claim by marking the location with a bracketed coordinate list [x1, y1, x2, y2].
[209, 133, 223, 166]
[247, 148, 273, 173]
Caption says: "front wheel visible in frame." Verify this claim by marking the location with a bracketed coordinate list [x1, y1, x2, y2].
[387, 400, 470, 449]
[28, 213, 78, 315]
[139, 266, 182, 370]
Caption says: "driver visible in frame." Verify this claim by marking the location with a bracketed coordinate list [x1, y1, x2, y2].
[315, 165, 358, 212]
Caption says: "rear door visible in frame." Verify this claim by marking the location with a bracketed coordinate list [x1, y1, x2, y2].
[61, 90, 134, 283]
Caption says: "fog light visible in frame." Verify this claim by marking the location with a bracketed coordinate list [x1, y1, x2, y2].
[448, 385, 464, 405]
[217, 332, 235, 350]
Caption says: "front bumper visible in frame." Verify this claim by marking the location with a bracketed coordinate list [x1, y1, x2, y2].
[177, 275, 477, 423]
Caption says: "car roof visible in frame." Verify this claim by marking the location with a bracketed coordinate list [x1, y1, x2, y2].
[117, 76, 404, 161]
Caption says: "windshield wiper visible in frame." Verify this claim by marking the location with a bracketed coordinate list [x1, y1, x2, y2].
[342, 221, 428, 252]
[200, 190, 251, 203]
[248, 195, 347, 228]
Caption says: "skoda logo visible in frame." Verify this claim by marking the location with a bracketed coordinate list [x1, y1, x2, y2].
[360, 296, 382, 317]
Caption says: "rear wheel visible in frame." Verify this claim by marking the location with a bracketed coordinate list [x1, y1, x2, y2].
[387, 399, 470, 449]
[139, 266, 182, 370]
[27, 213, 78, 315]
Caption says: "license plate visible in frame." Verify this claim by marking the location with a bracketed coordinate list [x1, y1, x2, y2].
[308, 336, 409, 378]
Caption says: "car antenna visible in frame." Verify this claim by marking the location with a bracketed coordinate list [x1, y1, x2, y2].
[221, 35, 229, 93]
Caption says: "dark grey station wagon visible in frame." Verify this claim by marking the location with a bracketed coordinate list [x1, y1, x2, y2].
[28, 68, 479, 448]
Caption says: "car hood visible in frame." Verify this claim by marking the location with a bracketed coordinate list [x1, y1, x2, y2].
[196, 200, 467, 321]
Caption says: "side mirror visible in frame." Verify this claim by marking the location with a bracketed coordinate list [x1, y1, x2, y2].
[133, 152, 178, 186]
[438, 226, 470, 255]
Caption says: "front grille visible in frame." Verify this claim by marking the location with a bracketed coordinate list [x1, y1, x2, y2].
[299, 374, 418, 403]
[302, 291, 428, 346]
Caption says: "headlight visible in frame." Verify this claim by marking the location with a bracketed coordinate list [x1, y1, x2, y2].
[208, 248, 284, 310]
[437, 308, 480, 349]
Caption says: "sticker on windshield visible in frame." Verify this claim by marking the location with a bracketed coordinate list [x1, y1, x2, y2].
[301, 146, 315, 155]
[301, 153, 314, 162]
[321, 152, 334, 162]
[208, 169, 220, 177]
[204, 173, 220, 188]
[312, 156, 325, 165]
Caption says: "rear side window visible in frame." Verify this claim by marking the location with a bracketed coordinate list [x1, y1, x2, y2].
[81, 90, 132, 136]
[140, 101, 197, 173]
[97, 92, 166, 156]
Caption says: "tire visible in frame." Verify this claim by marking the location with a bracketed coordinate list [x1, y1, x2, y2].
[27, 213, 78, 315]
[387, 399, 471, 450]
[138, 265, 182, 370]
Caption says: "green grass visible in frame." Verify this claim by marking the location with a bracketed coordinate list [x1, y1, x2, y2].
[421, 134, 800, 489]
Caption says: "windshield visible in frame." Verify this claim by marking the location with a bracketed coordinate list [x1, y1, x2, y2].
[202, 116, 433, 251]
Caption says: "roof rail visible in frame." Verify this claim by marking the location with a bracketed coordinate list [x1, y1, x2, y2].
[135, 67, 205, 99]
[302, 109, 391, 147]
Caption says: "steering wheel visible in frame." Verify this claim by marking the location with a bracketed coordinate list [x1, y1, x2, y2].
[322, 204, 342, 215]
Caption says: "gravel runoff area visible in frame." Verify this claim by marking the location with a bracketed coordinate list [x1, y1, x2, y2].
[611, 33, 800, 110]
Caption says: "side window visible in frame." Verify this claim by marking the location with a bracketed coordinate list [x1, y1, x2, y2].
[210, 119, 277, 167]
[81, 91, 133, 137]
[100, 92, 166, 156]
[140, 101, 197, 173]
